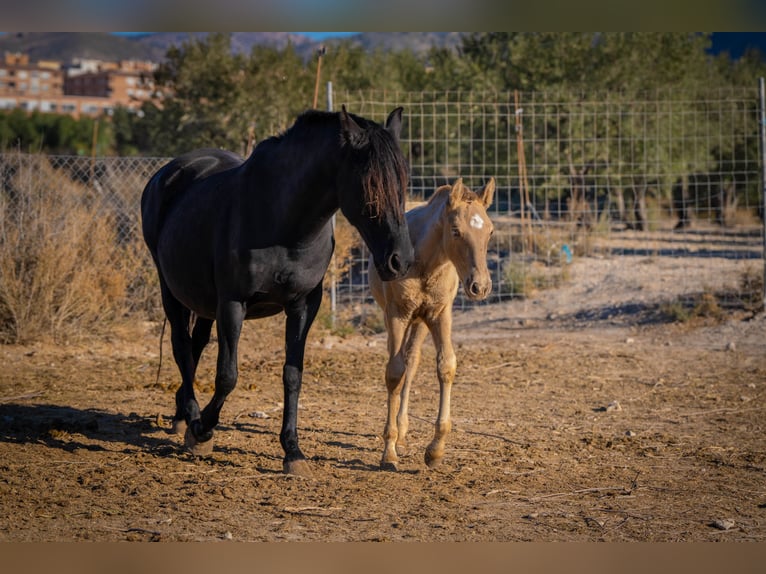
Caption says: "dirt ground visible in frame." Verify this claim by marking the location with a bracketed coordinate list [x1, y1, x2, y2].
[1, 237, 765, 542]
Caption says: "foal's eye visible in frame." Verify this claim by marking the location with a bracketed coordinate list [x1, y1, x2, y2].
[452, 227, 461, 237]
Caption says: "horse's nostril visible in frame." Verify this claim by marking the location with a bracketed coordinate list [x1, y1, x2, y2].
[388, 253, 402, 274]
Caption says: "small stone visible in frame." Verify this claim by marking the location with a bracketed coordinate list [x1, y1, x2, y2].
[606, 401, 622, 412]
[249, 411, 270, 419]
[625, 337, 635, 344]
[711, 519, 735, 531]
[222, 487, 235, 499]
[726, 341, 736, 352]
[223, 531, 233, 540]
[625, 430, 636, 437]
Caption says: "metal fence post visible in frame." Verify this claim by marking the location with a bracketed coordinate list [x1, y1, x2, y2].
[760, 77, 766, 308]
[327, 81, 337, 329]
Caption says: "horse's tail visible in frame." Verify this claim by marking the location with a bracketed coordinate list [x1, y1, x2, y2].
[140, 161, 179, 256]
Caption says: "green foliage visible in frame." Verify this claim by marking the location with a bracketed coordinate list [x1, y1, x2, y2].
[0, 109, 110, 155]
[3, 32, 766, 180]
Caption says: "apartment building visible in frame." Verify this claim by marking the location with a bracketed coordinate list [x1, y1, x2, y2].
[0, 52, 158, 119]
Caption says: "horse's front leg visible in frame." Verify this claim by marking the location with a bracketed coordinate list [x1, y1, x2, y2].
[381, 315, 409, 471]
[280, 283, 322, 477]
[395, 320, 429, 456]
[185, 299, 245, 455]
[424, 309, 456, 468]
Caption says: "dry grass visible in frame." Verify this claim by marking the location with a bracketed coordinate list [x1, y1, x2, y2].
[0, 155, 149, 343]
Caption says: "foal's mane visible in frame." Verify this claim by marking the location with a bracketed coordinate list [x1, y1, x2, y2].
[266, 109, 407, 221]
[429, 183, 481, 206]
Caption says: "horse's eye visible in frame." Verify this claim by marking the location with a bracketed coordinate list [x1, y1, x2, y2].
[452, 227, 461, 237]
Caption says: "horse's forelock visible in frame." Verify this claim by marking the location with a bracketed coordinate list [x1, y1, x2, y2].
[288, 110, 407, 221]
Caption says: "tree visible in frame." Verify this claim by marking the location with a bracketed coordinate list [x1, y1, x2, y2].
[147, 32, 250, 155]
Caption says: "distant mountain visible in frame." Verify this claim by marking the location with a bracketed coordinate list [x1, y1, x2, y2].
[0, 32, 763, 66]
[0, 32, 162, 62]
[0, 32, 462, 64]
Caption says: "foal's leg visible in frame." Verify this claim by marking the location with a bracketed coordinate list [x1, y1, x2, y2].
[185, 299, 245, 455]
[381, 316, 409, 471]
[424, 309, 457, 468]
[171, 316, 213, 434]
[395, 320, 429, 456]
[280, 283, 323, 477]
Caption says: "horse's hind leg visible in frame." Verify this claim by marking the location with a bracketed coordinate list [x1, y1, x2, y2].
[171, 316, 213, 434]
[395, 320, 429, 456]
[158, 281, 203, 440]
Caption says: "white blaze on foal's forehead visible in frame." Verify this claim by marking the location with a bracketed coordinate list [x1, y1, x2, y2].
[469, 213, 485, 229]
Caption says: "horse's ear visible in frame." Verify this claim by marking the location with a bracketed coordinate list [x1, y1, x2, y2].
[340, 105, 366, 147]
[448, 178, 465, 208]
[480, 177, 496, 208]
[385, 107, 404, 140]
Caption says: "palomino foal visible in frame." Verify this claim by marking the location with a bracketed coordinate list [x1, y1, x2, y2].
[369, 177, 495, 470]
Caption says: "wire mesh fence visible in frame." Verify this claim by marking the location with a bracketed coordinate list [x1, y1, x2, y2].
[334, 86, 765, 313]
[0, 85, 763, 341]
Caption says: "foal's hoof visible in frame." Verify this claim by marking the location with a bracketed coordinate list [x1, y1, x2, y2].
[184, 427, 214, 456]
[424, 451, 443, 469]
[171, 418, 187, 435]
[380, 460, 399, 472]
[283, 459, 313, 477]
[395, 443, 408, 457]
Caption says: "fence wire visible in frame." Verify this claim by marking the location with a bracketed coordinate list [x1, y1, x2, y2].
[1, 87, 763, 330]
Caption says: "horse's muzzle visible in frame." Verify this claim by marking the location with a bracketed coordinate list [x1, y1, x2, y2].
[465, 277, 492, 300]
[378, 248, 412, 281]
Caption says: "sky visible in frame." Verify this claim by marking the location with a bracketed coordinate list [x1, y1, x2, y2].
[297, 32, 357, 40]
[113, 32, 358, 40]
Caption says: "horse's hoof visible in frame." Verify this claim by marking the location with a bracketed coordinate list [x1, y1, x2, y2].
[380, 460, 399, 472]
[171, 418, 187, 435]
[184, 426, 214, 456]
[283, 459, 313, 477]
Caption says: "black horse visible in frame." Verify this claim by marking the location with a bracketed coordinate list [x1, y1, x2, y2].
[141, 107, 414, 476]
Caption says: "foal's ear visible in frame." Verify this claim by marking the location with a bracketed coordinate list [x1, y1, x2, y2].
[385, 107, 404, 140]
[448, 178, 466, 208]
[340, 105, 366, 147]
[480, 177, 496, 208]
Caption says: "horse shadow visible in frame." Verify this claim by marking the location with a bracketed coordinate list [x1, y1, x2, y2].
[0, 402, 395, 473]
[0, 402, 183, 456]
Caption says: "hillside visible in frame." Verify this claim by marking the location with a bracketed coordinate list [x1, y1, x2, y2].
[0, 32, 762, 65]
[0, 32, 461, 64]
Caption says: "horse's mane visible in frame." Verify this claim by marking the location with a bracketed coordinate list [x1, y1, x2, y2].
[263, 109, 407, 221]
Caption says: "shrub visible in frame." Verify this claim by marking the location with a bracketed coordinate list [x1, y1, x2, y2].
[0, 155, 142, 342]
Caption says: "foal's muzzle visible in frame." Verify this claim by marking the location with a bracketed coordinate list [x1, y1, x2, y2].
[465, 277, 492, 300]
